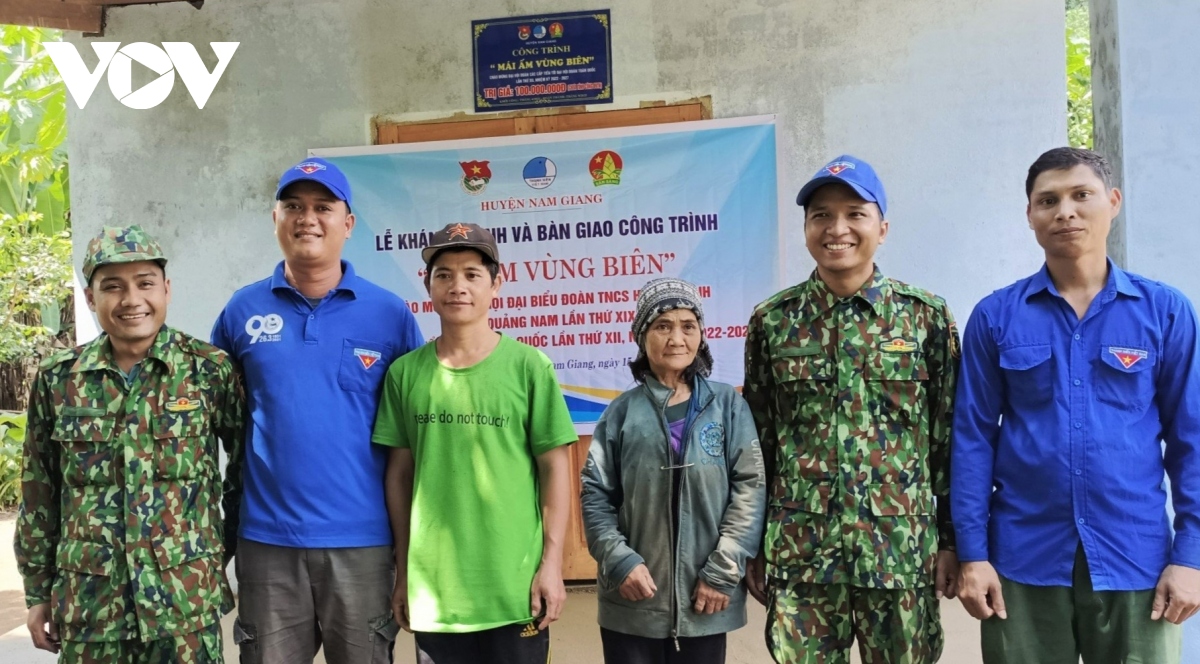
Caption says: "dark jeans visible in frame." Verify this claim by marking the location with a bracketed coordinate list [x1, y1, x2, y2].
[600, 627, 727, 664]
[415, 622, 550, 664]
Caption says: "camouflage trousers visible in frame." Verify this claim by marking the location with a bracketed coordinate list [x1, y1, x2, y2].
[766, 579, 942, 664]
[58, 622, 223, 664]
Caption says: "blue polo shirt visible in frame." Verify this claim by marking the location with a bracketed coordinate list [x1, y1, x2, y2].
[952, 261, 1200, 590]
[212, 260, 424, 548]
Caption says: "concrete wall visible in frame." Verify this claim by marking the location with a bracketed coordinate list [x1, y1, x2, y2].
[1092, 0, 1200, 654]
[65, 0, 1063, 338]
[1093, 0, 1200, 301]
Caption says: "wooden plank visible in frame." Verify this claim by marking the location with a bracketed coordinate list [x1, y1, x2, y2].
[62, 0, 189, 5]
[378, 103, 707, 146]
[0, 0, 102, 32]
[563, 434, 598, 581]
[513, 116, 536, 136]
[388, 116, 518, 144]
[535, 104, 703, 134]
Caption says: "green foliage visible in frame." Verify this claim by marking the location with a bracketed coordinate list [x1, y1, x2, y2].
[0, 411, 25, 508]
[0, 26, 72, 365]
[0, 229, 72, 362]
[1067, 0, 1093, 149]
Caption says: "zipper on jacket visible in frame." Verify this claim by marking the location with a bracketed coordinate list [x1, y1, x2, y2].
[651, 385, 679, 654]
[657, 382, 713, 649]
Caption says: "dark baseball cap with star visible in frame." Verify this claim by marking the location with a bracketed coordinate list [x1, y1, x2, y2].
[421, 223, 500, 266]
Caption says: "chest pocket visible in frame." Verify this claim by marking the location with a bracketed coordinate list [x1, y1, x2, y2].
[153, 404, 212, 480]
[770, 346, 832, 422]
[338, 338, 393, 395]
[864, 352, 930, 422]
[1095, 345, 1156, 414]
[53, 412, 116, 487]
[1000, 344, 1053, 408]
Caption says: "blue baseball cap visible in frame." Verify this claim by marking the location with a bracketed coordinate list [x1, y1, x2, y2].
[275, 157, 353, 211]
[796, 155, 887, 217]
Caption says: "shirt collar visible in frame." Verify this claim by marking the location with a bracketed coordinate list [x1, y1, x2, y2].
[1025, 258, 1141, 301]
[270, 260, 361, 299]
[73, 325, 176, 374]
[805, 266, 889, 317]
[1110, 260, 1141, 298]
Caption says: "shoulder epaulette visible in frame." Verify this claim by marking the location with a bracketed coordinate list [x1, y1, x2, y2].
[753, 283, 810, 315]
[182, 334, 231, 364]
[890, 279, 948, 311]
[38, 346, 83, 371]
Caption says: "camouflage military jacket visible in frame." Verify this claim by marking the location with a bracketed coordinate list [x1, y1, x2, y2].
[743, 269, 958, 589]
[14, 326, 245, 642]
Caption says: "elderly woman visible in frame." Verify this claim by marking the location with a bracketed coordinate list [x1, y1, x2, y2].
[581, 277, 766, 664]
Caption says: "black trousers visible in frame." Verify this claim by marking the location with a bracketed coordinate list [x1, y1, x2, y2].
[415, 622, 549, 664]
[600, 627, 727, 664]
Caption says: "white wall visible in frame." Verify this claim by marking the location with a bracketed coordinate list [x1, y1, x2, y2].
[66, 0, 1063, 339]
[1093, 0, 1200, 301]
[1092, 0, 1200, 654]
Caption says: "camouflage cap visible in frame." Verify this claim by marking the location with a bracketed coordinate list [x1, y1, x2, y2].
[82, 225, 168, 282]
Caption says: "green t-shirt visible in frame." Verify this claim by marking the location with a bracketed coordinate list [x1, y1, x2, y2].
[372, 334, 577, 633]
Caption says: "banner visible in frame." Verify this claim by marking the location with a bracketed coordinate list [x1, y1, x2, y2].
[315, 116, 780, 432]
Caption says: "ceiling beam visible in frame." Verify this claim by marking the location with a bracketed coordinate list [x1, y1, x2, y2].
[0, 1, 103, 32]
[61, 0, 192, 5]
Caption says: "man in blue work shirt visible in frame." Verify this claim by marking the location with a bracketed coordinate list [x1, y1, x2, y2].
[212, 157, 424, 663]
[952, 147, 1200, 663]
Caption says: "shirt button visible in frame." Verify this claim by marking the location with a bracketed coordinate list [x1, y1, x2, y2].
[309, 315, 315, 320]
[1073, 379, 1082, 386]
[1074, 334, 1082, 341]
[1078, 518, 1086, 524]
[1074, 469, 1082, 475]
[1074, 421, 1082, 429]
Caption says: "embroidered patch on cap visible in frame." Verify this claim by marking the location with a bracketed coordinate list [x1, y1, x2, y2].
[1108, 346, 1148, 369]
[825, 161, 856, 176]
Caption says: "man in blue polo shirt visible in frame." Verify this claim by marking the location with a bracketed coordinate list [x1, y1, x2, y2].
[212, 157, 423, 664]
[953, 147, 1200, 663]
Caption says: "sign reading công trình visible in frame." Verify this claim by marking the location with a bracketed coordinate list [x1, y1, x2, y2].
[472, 10, 613, 113]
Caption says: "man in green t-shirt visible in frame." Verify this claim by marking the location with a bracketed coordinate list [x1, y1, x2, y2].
[373, 222, 578, 663]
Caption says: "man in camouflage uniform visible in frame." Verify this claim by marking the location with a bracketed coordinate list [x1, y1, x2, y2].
[15, 225, 245, 663]
[743, 156, 960, 664]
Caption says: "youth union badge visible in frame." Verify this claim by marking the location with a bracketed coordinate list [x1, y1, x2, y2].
[699, 422, 724, 457]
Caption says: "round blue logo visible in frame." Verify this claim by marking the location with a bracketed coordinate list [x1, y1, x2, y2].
[523, 157, 557, 189]
[699, 423, 724, 458]
[533, 25, 548, 39]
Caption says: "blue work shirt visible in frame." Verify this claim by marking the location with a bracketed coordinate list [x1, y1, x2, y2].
[212, 260, 424, 548]
[952, 261, 1200, 590]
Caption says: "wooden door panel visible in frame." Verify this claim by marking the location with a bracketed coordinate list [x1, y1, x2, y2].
[563, 434, 597, 580]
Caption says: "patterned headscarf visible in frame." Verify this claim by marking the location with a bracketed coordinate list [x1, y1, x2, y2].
[631, 277, 713, 375]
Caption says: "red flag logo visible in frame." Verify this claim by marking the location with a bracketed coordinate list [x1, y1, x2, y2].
[355, 348, 382, 370]
[1109, 346, 1148, 369]
[460, 160, 492, 179]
